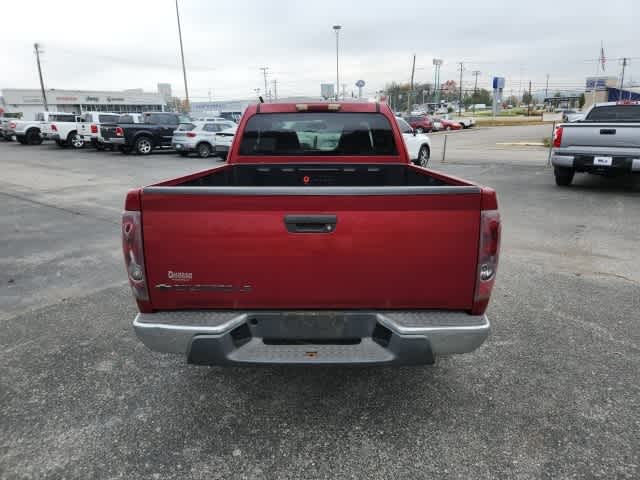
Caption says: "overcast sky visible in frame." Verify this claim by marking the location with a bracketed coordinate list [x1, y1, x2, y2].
[1, 0, 637, 100]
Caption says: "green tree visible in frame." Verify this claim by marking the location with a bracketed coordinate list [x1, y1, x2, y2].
[579, 93, 586, 108]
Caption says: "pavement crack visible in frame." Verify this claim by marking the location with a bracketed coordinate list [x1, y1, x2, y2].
[0, 190, 119, 225]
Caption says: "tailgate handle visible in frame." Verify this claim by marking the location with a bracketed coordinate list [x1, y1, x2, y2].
[284, 215, 337, 233]
[600, 129, 616, 135]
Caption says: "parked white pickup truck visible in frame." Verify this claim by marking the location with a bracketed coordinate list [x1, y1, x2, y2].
[551, 101, 640, 186]
[41, 113, 84, 148]
[6, 111, 64, 145]
[77, 112, 120, 150]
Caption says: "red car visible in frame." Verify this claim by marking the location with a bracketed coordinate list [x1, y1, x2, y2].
[405, 115, 434, 133]
[434, 118, 462, 131]
[125, 101, 501, 366]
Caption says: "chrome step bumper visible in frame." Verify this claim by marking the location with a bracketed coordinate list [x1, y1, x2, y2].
[133, 310, 490, 366]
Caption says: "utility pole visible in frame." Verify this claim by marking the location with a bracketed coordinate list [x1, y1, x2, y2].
[341, 83, 347, 100]
[175, 0, 190, 110]
[407, 53, 416, 113]
[260, 67, 269, 101]
[619, 58, 628, 100]
[433, 58, 443, 105]
[527, 80, 532, 116]
[333, 25, 342, 101]
[458, 62, 464, 116]
[472, 70, 480, 113]
[271, 79, 278, 100]
[33, 43, 48, 111]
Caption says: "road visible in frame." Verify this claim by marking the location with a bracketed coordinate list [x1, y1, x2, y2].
[1, 133, 639, 479]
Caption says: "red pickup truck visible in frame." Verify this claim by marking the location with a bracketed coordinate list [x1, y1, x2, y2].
[123, 102, 501, 366]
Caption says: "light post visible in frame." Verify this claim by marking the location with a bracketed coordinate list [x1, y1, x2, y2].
[333, 25, 342, 101]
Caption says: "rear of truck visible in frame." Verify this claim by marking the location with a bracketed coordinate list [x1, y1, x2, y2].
[123, 102, 501, 366]
[551, 101, 640, 186]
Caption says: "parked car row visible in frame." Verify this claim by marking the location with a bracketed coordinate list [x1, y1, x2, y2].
[3, 109, 239, 160]
[402, 114, 474, 133]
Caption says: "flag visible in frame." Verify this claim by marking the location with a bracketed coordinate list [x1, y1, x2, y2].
[600, 42, 606, 72]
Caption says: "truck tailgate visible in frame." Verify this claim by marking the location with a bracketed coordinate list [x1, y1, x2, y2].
[562, 123, 640, 150]
[140, 191, 481, 310]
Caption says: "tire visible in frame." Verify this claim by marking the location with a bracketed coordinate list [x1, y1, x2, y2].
[197, 143, 212, 158]
[134, 136, 153, 155]
[26, 128, 42, 145]
[417, 145, 430, 167]
[56, 139, 68, 148]
[68, 131, 84, 149]
[554, 167, 574, 186]
[17, 136, 27, 145]
[415, 127, 424, 134]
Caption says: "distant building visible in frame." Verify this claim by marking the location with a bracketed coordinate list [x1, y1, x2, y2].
[0, 88, 165, 120]
[157, 83, 172, 102]
[583, 76, 640, 108]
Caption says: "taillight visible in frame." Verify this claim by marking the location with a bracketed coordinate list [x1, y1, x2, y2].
[472, 208, 501, 315]
[186, 132, 196, 137]
[115, 127, 124, 137]
[51, 124, 58, 132]
[553, 126, 563, 148]
[122, 210, 149, 301]
[9, 122, 16, 129]
[91, 124, 98, 134]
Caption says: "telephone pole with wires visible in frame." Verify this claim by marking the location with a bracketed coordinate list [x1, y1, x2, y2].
[619, 58, 629, 100]
[34, 43, 48, 111]
[260, 67, 269, 101]
[271, 79, 278, 100]
[407, 53, 416, 112]
[472, 70, 480, 113]
[458, 62, 464, 116]
[175, 0, 190, 110]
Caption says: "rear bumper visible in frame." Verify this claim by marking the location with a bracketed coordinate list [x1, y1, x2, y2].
[172, 141, 197, 151]
[106, 137, 125, 145]
[552, 153, 640, 173]
[133, 310, 490, 366]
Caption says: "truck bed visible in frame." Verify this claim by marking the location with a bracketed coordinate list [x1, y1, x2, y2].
[138, 163, 483, 312]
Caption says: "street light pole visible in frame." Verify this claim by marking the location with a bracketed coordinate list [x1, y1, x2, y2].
[333, 25, 342, 101]
[175, 0, 190, 110]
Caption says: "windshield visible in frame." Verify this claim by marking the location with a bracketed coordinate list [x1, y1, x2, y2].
[239, 112, 397, 156]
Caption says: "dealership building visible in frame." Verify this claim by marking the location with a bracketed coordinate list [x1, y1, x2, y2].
[0, 88, 166, 120]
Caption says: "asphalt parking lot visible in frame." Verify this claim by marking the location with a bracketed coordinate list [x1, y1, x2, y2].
[1, 130, 639, 479]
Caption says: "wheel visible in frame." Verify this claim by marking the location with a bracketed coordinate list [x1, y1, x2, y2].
[179, 152, 189, 157]
[17, 136, 27, 145]
[134, 136, 153, 155]
[26, 128, 43, 145]
[68, 131, 84, 149]
[554, 167, 574, 186]
[56, 139, 68, 148]
[417, 145, 430, 167]
[415, 127, 424, 134]
[118, 145, 133, 154]
[197, 143, 212, 158]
